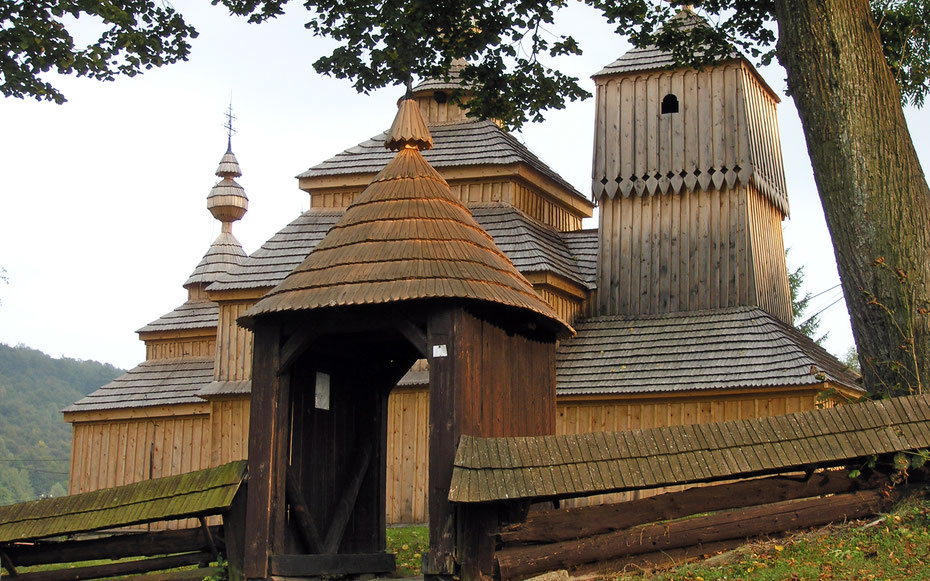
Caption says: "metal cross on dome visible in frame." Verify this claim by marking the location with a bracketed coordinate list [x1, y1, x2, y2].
[224, 101, 238, 150]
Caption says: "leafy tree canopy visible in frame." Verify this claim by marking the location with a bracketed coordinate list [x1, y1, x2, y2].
[4, 0, 928, 124]
[1, 0, 197, 104]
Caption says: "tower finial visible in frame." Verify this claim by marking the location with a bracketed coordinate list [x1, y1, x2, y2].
[224, 101, 237, 153]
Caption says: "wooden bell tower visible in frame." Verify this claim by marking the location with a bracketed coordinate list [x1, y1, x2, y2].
[591, 8, 793, 322]
[239, 100, 570, 580]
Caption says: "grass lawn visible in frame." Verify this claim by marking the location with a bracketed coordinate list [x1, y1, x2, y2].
[613, 492, 930, 580]
[387, 524, 429, 577]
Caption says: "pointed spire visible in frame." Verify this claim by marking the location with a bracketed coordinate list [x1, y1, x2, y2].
[385, 99, 433, 151]
[186, 111, 249, 289]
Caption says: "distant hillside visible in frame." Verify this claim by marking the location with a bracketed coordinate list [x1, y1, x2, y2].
[0, 343, 123, 505]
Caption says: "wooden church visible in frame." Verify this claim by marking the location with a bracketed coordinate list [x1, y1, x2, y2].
[63, 9, 861, 529]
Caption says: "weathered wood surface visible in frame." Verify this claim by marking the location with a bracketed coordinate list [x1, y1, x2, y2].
[591, 62, 787, 213]
[595, 186, 791, 321]
[8, 552, 214, 581]
[285, 467, 323, 553]
[3, 526, 222, 567]
[269, 553, 395, 576]
[0, 461, 245, 543]
[500, 469, 881, 544]
[496, 489, 893, 579]
[451, 394, 930, 503]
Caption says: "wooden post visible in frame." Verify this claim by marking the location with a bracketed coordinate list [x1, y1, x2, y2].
[243, 321, 284, 579]
[425, 308, 458, 578]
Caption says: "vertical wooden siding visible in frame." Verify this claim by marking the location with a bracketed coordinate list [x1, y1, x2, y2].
[69, 412, 212, 529]
[386, 388, 430, 524]
[215, 302, 254, 381]
[306, 181, 581, 233]
[145, 338, 215, 361]
[747, 186, 793, 323]
[414, 95, 470, 124]
[210, 397, 251, 468]
[381, 387, 821, 522]
[512, 183, 583, 232]
[535, 287, 585, 326]
[596, 186, 757, 316]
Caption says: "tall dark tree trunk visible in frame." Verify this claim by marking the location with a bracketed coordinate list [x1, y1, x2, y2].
[774, 0, 930, 395]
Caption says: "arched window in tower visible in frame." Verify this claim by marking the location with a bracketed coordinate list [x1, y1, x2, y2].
[661, 93, 679, 114]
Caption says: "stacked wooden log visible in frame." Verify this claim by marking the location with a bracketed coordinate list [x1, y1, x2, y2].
[495, 470, 897, 580]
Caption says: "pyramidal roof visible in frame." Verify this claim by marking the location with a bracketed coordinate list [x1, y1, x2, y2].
[241, 99, 572, 336]
[595, 7, 740, 77]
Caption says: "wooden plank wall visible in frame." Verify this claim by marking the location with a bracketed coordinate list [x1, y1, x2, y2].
[386, 388, 430, 524]
[210, 396, 251, 468]
[536, 287, 585, 326]
[596, 186, 754, 316]
[145, 338, 215, 361]
[512, 183, 583, 232]
[215, 302, 254, 382]
[381, 387, 821, 522]
[592, 63, 750, 200]
[739, 66, 788, 208]
[310, 190, 364, 210]
[69, 412, 212, 529]
[307, 181, 581, 233]
[747, 187, 793, 323]
[414, 95, 470, 124]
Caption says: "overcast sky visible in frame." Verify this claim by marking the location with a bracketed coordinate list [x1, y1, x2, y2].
[1, 3, 927, 370]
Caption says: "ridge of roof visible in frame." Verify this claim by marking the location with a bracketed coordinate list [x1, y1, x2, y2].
[297, 119, 585, 201]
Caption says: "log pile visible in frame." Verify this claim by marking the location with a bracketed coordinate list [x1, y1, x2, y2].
[494, 470, 896, 580]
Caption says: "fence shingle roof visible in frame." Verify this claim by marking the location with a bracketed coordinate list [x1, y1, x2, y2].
[450, 394, 930, 502]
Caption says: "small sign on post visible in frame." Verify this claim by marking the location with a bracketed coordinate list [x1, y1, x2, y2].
[315, 372, 331, 410]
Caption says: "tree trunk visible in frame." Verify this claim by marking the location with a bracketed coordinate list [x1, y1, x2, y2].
[774, 0, 930, 395]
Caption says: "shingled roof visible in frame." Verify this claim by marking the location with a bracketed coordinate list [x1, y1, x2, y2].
[297, 119, 583, 200]
[209, 207, 588, 294]
[471, 206, 589, 288]
[137, 298, 217, 333]
[556, 307, 861, 395]
[242, 100, 571, 337]
[64, 357, 213, 412]
[0, 461, 246, 542]
[560, 229, 598, 288]
[449, 394, 930, 502]
[594, 8, 741, 78]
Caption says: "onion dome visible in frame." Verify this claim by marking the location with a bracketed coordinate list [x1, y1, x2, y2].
[241, 99, 572, 337]
[185, 142, 248, 288]
[207, 142, 248, 224]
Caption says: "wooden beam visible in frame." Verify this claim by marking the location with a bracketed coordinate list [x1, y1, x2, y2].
[0, 548, 18, 576]
[279, 327, 321, 375]
[4, 527, 221, 567]
[285, 466, 324, 553]
[7, 552, 213, 581]
[395, 319, 428, 358]
[269, 553, 395, 576]
[323, 439, 374, 554]
[199, 517, 219, 559]
[500, 469, 883, 544]
[495, 489, 895, 580]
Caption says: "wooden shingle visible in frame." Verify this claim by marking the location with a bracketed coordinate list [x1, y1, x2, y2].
[450, 394, 930, 503]
[0, 461, 246, 543]
[241, 101, 570, 336]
